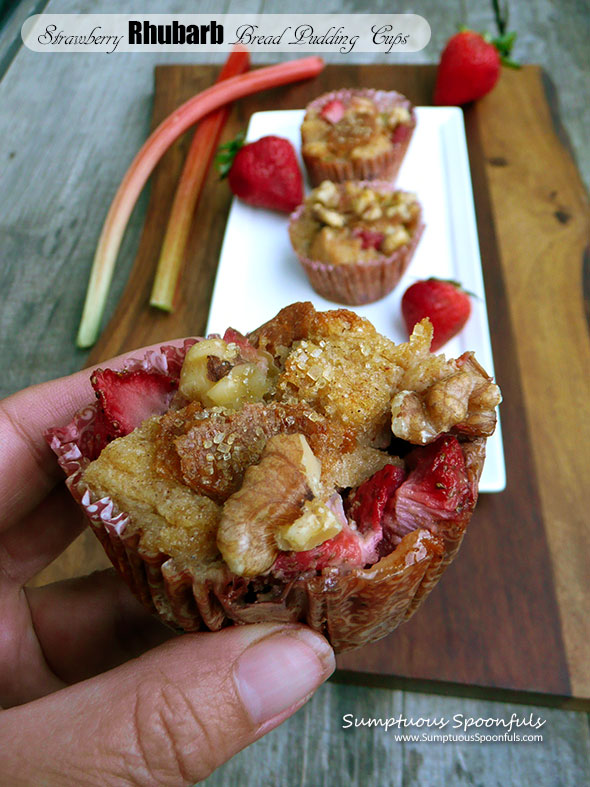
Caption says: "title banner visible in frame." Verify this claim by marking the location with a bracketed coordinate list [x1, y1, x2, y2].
[22, 14, 431, 55]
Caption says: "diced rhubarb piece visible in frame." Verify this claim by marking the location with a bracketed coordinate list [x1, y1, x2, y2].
[150, 49, 251, 313]
[391, 435, 473, 541]
[345, 464, 406, 534]
[76, 56, 325, 348]
[91, 368, 177, 438]
[320, 99, 345, 123]
[352, 227, 385, 250]
[392, 123, 410, 144]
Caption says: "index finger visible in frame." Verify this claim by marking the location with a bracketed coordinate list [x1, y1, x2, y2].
[0, 340, 188, 531]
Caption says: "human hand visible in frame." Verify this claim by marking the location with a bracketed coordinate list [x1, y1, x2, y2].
[0, 352, 335, 786]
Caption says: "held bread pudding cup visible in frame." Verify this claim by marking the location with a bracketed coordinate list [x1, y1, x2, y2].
[289, 181, 424, 305]
[301, 89, 416, 186]
[47, 303, 501, 653]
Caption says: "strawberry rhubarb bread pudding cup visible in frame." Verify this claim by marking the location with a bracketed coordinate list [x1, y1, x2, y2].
[289, 181, 424, 305]
[47, 303, 501, 653]
[301, 88, 416, 186]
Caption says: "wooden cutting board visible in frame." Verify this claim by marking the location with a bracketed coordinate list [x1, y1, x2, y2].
[34, 64, 590, 708]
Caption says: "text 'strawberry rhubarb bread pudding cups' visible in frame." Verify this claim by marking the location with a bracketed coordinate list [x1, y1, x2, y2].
[301, 88, 416, 186]
[48, 303, 501, 653]
[289, 181, 424, 305]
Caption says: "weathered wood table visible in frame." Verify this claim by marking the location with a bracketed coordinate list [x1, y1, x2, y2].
[1, 1, 589, 785]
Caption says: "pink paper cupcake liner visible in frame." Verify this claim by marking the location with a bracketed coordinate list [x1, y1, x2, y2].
[302, 88, 416, 186]
[289, 183, 424, 306]
[47, 341, 485, 652]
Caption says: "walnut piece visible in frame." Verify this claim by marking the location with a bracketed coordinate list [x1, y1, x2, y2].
[217, 434, 321, 576]
[314, 180, 339, 208]
[276, 497, 342, 553]
[381, 226, 410, 254]
[391, 352, 502, 444]
[313, 203, 345, 228]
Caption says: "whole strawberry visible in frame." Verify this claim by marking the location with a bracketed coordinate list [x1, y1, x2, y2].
[216, 134, 303, 213]
[434, 0, 519, 108]
[434, 31, 501, 106]
[401, 278, 472, 352]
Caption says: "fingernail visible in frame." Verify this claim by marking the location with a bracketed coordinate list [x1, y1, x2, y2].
[234, 629, 335, 725]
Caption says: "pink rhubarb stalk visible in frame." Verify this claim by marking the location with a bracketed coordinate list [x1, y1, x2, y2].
[76, 55, 324, 348]
[150, 48, 250, 312]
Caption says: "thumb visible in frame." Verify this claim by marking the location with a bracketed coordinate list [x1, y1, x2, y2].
[0, 623, 334, 786]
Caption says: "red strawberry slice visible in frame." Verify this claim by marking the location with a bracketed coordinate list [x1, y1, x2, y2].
[392, 435, 473, 540]
[320, 99, 345, 123]
[392, 123, 411, 144]
[345, 464, 406, 535]
[352, 227, 385, 250]
[79, 408, 113, 461]
[401, 278, 472, 351]
[91, 368, 177, 438]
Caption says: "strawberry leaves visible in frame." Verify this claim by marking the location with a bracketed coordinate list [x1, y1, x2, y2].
[215, 132, 246, 179]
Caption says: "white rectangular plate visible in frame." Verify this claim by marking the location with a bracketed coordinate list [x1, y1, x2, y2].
[208, 108, 505, 492]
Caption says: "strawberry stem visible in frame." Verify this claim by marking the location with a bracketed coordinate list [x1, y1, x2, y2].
[491, 0, 508, 35]
[491, 0, 520, 67]
[150, 48, 250, 313]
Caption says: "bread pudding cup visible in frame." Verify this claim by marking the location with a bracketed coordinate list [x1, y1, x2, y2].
[289, 181, 424, 305]
[47, 303, 501, 653]
[301, 89, 416, 186]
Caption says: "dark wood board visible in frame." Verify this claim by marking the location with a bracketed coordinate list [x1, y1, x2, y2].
[32, 64, 590, 706]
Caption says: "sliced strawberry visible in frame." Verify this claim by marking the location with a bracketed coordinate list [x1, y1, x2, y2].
[392, 123, 411, 144]
[91, 368, 177, 438]
[352, 227, 385, 250]
[392, 435, 473, 540]
[273, 525, 363, 579]
[79, 408, 113, 460]
[320, 99, 345, 123]
[345, 464, 406, 535]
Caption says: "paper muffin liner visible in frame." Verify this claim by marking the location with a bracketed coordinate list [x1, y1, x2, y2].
[289, 183, 424, 306]
[302, 88, 416, 186]
[47, 342, 486, 653]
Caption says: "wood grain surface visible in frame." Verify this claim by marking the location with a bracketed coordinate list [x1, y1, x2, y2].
[30, 63, 590, 707]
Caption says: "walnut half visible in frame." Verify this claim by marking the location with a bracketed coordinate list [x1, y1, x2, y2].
[391, 352, 502, 445]
[217, 433, 321, 577]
